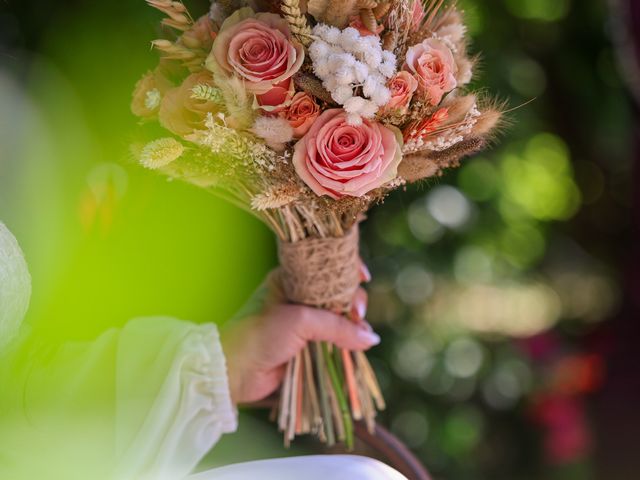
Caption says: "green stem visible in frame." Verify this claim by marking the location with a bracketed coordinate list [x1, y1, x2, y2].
[313, 342, 335, 446]
[322, 342, 354, 450]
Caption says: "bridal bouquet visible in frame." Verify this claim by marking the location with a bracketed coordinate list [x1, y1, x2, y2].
[132, 0, 501, 448]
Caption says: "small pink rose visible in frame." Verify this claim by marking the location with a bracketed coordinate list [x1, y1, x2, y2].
[285, 92, 320, 138]
[255, 79, 295, 115]
[209, 9, 304, 94]
[348, 15, 384, 37]
[293, 109, 402, 199]
[381, 71, 418, 114]
[404, 38, 457, 106]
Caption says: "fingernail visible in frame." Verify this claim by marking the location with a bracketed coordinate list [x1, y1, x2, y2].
[361, 321, 373, 332]
[357, 329, 380, 346]
[355, 299, 367, 321]
[361, 264, 372, 283]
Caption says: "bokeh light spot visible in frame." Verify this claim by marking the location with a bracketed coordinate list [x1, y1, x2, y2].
[427, 186, 473, 229]
[395, 264, 434, 305]
[504, 0, 571, 22]
[444, 337, 484, 378]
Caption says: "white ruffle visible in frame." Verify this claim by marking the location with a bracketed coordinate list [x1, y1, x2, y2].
[0, 221, 31, 350]
[115, 322, 238, 480]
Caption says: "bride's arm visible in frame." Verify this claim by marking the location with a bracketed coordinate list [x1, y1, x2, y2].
[1, 316, 236, 480]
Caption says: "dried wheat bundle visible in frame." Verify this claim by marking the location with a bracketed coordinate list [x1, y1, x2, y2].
[132, 0, 503, 448]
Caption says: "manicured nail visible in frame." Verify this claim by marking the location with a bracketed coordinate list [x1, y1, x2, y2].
[360, 264, 372, 283]
[357, 329, 380, 346]
[355, 299, 367, 321]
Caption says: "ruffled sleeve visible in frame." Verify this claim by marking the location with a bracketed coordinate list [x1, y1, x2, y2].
[114, 317, 238, 480]
[0, 317, 237, 480]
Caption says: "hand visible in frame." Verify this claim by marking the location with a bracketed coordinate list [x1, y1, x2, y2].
[221, 264, 378, 405]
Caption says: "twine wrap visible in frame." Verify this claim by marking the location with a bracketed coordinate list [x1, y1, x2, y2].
[278, 227, 360, 312]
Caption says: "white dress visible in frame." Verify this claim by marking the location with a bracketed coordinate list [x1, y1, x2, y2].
[0, 222, 407, 480]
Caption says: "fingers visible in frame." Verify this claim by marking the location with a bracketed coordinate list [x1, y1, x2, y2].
[297, 306, 380, 351]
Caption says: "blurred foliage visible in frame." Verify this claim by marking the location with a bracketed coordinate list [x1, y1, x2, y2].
[361, 1, 632, 478]
[0, 0, 633, 479]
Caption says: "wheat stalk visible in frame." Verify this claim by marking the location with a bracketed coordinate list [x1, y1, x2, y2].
[282, 0, 314, 46]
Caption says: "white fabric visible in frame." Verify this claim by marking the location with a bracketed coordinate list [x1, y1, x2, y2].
[114, 321, 238, 480]
[0, 221, 31, 350]
[188, 455, 408, 480]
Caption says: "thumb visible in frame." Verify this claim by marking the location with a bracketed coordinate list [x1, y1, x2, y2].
[297, 307, 380, 351]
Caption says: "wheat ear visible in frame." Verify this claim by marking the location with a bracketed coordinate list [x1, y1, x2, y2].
[282, 0, 313, 46]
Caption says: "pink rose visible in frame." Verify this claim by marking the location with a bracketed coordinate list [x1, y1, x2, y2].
[255, 79, 295, 115]
[381, 71, 418, 114]
[208, 8, 304, 94]
[348, 16, 384, 37]
[285, 92, 320, 138]
[159, 71, 222, 136]
[293, 109, 402, 199]
[403, 38, 457, 106]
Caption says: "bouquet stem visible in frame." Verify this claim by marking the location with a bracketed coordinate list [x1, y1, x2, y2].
[275, 226, 385, 448]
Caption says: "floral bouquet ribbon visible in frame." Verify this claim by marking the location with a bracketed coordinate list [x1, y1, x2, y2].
[132, 0, 502, 448]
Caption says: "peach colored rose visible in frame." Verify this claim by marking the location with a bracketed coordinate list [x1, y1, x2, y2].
[255, 79, 295, 115]
[348, 16, 384, 37]
[159, 71, 221, 136]
[381, 71, 418, 114]
[131, 69, 174, 118]
[404, 38, 457, 106]
[293, 109, 402, 199]
[285, 92, 320, 138]
[208, 8, 304, 94]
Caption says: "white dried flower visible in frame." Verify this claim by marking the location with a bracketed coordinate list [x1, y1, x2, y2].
[327, 54, 345, 71]
[344, 96, 367, 113]
[310, 23, 397, 124]
[381, 50, 396, 65]
[371, 87, 391, 107]
[144, 88, 161, 111]
[324, 26, 341, 44]
[335, 67, 354, 85]
[340, 27, 360, 48]
[361, 100, 379, 118]
[363, 49, 382, 69]
[332, 86, 354, 104]
[252, 116, 294, 151]
[346, 113, 363, 125]
[353, 62, 369, 83]
[309, 41, 329, 59]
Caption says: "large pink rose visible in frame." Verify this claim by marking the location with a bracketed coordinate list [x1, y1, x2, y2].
[293, 109, 402, 199]
[381, 71, 418, 115]
[404, 38, 457, 106]
[208, 8, 304, 94]
[285, 92, 320, 138]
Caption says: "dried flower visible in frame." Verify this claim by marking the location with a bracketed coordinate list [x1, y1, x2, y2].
[309, 23, 397, 125]
[252, 116, 295, 151]
[159, 71, 222, 136]
[140, 138, 185, 169]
